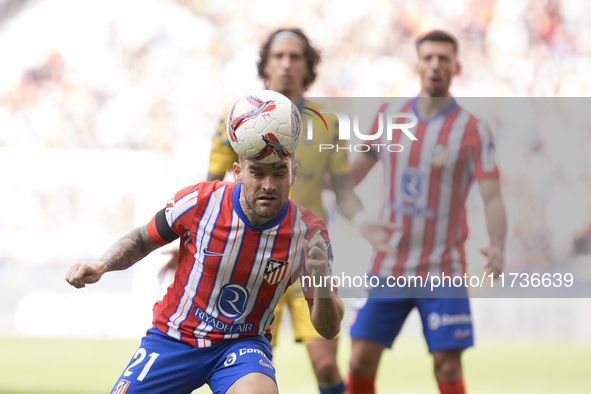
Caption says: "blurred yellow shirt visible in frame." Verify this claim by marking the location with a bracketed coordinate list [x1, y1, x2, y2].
[209, 99, 351, 222]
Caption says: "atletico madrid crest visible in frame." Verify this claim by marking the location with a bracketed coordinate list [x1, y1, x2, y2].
[264, 258, 290, 285]
[112, 379, 130, 394]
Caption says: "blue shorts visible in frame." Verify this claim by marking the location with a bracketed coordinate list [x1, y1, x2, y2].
[350, 294, 474, 353]
[110, 328, 276, 394]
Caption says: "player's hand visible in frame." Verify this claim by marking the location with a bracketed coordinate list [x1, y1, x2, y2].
[158, 250, 179, 282]
[65, 261, 107, 289]
[480, 245, 504, 278]
[359, 221, 401, 256]
[302, 235, 329, 278]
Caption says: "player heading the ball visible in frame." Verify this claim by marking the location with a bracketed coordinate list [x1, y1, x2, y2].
[65, 90, 343, 394]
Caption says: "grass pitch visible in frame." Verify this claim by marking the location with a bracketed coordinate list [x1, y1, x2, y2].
[0, 335, 589, 393]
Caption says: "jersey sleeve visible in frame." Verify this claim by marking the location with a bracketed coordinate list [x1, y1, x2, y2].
[147, 185, 200, 246]
[208, 112, 239, 176]
[470, 120, 499, 180]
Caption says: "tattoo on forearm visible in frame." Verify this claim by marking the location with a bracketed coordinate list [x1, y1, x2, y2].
[99, 227, 157, 271]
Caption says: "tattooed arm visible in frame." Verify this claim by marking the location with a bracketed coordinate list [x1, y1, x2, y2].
[65, 225, 161, 289]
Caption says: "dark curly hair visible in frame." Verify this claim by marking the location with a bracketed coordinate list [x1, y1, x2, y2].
[257, 28, 321, 92]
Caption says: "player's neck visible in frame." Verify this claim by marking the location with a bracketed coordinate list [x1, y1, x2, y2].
[416, 92, 453, 119]
[270, 86, 304, 100]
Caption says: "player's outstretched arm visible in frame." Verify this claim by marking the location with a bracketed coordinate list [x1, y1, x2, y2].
[331, 172, 362, 219]
[351, 152, 378, 186]
[303, 236, 344, 340]
[332, 173, 400, 256]
[479, 177, 507, 277]
[66, 225, 161, 289]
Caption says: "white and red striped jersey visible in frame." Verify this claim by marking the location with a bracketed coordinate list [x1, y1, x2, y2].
[146, 181, 332, 348]
[366, 98, 498, 278]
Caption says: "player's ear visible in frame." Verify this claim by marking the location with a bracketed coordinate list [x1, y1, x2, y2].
[290, 161, 298, 186]
[455, 58, 463, 77]
[233, 162, 243, 184]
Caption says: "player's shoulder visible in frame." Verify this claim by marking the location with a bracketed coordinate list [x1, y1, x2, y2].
[177, 181, 235, 199]
[462, 110, 482, 123]
[455, 104, 491, 138]
[301, 98, 331, 112]
[380, 98, 413, 114]
[454, 101, 484, 126]
[197, 180, 236, 193]
[291, 200, 327, 231]
[171, 184, 200, 202]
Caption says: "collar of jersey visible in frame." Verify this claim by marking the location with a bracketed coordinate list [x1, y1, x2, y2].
[232, 184, 290, 231]
[411, 96, 458, 123]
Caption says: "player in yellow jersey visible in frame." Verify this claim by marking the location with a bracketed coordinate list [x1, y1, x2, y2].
[161, 28, 395, 394]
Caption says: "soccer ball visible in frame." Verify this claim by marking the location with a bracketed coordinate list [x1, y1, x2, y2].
[227, 90, 302, 163]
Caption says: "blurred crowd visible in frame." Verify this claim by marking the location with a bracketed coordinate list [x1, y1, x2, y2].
[1, 0, 591, 269]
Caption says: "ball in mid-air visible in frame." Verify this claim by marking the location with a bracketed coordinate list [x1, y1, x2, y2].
[227, 90, 302, 163]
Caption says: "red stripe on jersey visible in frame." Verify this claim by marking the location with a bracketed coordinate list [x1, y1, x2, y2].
[153, 181, 225, 347]
[199, 218, 246, 345]
[417, 107, 460, 278]
[156, 191, 203, 345]
[196, 215, 272, 344]
[287, 212, 304, 296]
[300, 205, 329, 243]
[392, 121, 427, 275]
[154, 233, 199, 345]
[441, 115, 478, 275]
[288, 207, 305, 286]
[197, 197, 233, 314]
[189, 189, 235, 337]
[175, 183, 219, 347]
[229, 227, 262, 285]
[172, 185, 200, 205]
[153, 231, 191, 331]
[245, 209, 294, 331]
[270, 211, 291, 259]
[169, 184, 201, 238]
[372, 101, 412, 275]
[178, 183, 235, 345]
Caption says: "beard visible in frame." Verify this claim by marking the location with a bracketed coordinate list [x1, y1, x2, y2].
[244, 194, 284, 220]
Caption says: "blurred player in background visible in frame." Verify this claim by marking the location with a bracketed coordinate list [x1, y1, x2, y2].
[159, 27, 395, 394]
[347, 30, 507, 394]
[66, 141, 345, 393]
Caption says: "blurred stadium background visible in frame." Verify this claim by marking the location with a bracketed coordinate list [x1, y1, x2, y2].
[0, 0, 590, 393]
